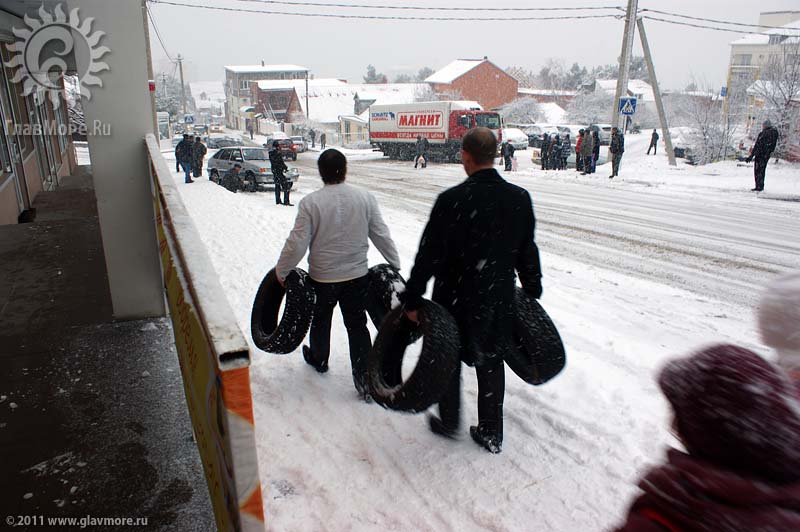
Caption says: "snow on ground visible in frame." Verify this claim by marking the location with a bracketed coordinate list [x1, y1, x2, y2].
[163, 140, 798, 531]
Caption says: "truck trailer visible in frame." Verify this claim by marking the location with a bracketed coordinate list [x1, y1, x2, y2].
[368, 101, 503, 162]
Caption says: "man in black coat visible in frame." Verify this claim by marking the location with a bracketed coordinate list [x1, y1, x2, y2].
[609, 127, 624, 179]
[746, 120, 780, 192]
[401, 128, 543, 454]
[501, 139, 515, 171]
[269, 140, 291, 205]
[647, 129, 659, 155]
[414, 135, 430, 169]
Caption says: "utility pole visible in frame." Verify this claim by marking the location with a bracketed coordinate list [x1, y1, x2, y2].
[141, 0, 159, 138]
[177, 53, 187, 123]
[305, 70, 309, 119]
[636, 17, 677, 166]
[612, 0, 638, 129]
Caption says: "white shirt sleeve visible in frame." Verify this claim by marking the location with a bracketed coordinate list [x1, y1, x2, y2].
[367, 192, 401, 270]
[275, 199, 313, 280]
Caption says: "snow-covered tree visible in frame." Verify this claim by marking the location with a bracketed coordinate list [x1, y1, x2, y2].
[500, 98, 543, 124]
[592, 56, 649, 83]
[667, 80, 735, 165]
[363, 65, 388, 84]
[155, 73, 183, 118]
[413, 84, 437, 102]
[566, 90, 614, 124]
[506, 66, 537, 89]
[749, 39, 800, 159]
[416, 67, 435, 82]
[393, 73, 414, 83]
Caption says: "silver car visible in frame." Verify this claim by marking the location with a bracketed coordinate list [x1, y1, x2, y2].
[207, 146, 300, 186]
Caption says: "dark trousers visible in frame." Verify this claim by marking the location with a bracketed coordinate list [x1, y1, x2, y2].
[321, 138, 326, 149]
[576, 154, 583, 172]
[754, 157, 768, 190]
[647, 141, 657, 155]
[582, 155, 592, 172]
[504, 157, 513, 171]
[414, 154, 427, 168]
[438, 355, 506, 438]
[273, 172, 291, 204]
[307, 276, 372, 390]
[611, 153, 622, 176]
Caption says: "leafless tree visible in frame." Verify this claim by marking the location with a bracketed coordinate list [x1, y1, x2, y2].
[667, 79, 735, 165]
[500, 98, 543, 124]
[566, 90, 614, 125]
[749, 39, 800, 159]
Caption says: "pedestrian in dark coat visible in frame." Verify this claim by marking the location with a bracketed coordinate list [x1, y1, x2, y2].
[745, 120, 780, 192]
[309, 128, 316, 148]
[647, 129, 659, 155]
[553, 135, 562, 170]
[414, 135, 430, 169]
[501, 140, 515, 171]
[175, 134, 194, 183]
[540, 133, 549, 170]
[575, 130, 584, 172]
[220, 163, 243, 192]
[269, 140, 291, 205]
[614, 344, 800, 532]
[591, 130, 600, 173]
[561, 134, 572, 170]
[192, 136, 207, 178]
[320, 132, 327, 149]
[609, 127, 624, 179]
[580, 129, 594, 175]
[401, 128, 543, 454]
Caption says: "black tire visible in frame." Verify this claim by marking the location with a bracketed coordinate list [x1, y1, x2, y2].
[505, 287, 566, 385]
[368, 301, 461, 412]
[251, 268, 315, 354]
[366, 264, 423, 343]
[210, 169, 219, 182]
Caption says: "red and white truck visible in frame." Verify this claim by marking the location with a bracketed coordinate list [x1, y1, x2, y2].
[368, 100, 503, 162]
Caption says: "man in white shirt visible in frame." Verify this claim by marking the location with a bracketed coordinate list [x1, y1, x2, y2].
[276, 149, 401, 400]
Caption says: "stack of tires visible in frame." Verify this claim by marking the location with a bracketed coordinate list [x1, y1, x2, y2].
[251, 264, 566, 409]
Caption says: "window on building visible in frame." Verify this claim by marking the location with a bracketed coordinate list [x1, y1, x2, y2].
[1, 48, 33, 157]
[734, 54, 752, 66]
[239, 79, 249, 91]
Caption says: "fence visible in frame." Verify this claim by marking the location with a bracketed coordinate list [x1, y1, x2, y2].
[145, 134, 264, 532]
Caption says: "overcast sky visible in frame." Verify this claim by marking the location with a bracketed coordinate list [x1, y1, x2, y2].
[147, 0, 799, 91]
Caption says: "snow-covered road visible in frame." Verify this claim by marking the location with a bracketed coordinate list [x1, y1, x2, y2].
[164, 141, 799, 532]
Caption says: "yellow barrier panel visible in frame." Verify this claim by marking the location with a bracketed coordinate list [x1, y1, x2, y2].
[147, 135, 264, 532]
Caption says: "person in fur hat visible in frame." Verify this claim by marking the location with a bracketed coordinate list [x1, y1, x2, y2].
[613, 344, 800, 532]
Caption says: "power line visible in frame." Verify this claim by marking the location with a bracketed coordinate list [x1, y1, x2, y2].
[151, 1, 624, 21]
[234, 0, 623, 12]
[640, 9, 800, 33]
[147, 4, 176, 62]
[640, 15, 795, 36]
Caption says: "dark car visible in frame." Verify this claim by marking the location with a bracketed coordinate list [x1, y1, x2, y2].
[262, 139, 297, 161]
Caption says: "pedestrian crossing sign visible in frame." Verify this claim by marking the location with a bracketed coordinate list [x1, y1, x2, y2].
[619, 97, 637, 115]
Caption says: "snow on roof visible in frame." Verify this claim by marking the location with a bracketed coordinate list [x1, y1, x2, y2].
[540, 102, 566, 125]
[256, 78, 347, 91]
[731, 20, 800, 45]
[189, 81, 225, 108]
[425, 59, 484, 84]
[225, 64, 308, 74]
[305, 83, 424, 123]
[518, 88, 577, 97]
[596, 79, 655, 101]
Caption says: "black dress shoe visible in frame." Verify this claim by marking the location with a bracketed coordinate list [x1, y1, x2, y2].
[302, 345, 328, 373]
[428, 415, 459, 440]
[284, 202, 294, 206]
[470, 425, 502, 454]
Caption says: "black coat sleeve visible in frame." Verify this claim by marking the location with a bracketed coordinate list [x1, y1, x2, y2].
[401, 196, 447, 311]
[516, 192, 543, 298]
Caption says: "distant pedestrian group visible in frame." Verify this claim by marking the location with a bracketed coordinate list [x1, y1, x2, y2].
[539, 133, 569, 171]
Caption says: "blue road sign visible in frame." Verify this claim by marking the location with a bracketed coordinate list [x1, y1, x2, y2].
[184, 114, 195, 124]
[619, 97, 638, 116]
[720, 86, 727, 97]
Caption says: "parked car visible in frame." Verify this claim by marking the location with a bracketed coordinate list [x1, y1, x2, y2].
[262, 138, 297, 161]
[290, 136, 307, 153]
[587, 124, 613, 146]
[207, 136, 241, 149]
[502, 128, 529, 150]
[210, 124, 224, 133]
[207, 147, 300, 188]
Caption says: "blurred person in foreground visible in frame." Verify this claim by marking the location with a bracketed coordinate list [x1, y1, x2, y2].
[613, 344, 800, 531]
[758, 270, 800, 382]
[401, 127, 543, 454]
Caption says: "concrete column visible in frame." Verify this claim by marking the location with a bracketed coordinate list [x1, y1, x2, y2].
[67, 0, 164, 319]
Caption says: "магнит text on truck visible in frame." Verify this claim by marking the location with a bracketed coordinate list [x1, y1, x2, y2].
[368, 101, 503, 163]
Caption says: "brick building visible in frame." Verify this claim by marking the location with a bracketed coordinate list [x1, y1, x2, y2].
[425, 57, 518, 110]
[250, 83, 303, 124]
